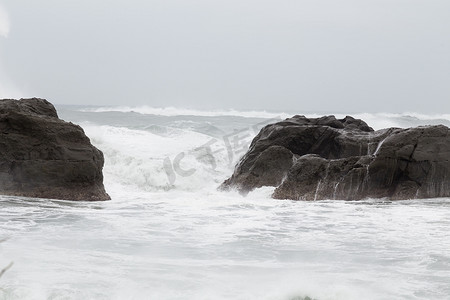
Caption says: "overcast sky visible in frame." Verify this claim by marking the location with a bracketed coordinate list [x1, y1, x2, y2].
[0, 0, 449, 113]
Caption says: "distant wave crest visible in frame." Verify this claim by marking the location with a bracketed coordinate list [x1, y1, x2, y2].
[80, 105, 290, 119]
[78, 105, 450, 131]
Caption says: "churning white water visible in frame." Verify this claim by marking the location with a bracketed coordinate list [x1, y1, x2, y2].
[1, 107, 450, 300]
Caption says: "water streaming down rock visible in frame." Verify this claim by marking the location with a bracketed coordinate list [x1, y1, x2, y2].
[373, 136, 388, 156]
[221, 115, 450, 200]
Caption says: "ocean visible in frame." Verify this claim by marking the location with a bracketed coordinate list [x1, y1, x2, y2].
[1, 106, 449, 300]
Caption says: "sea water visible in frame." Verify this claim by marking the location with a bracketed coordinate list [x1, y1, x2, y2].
[1, 107, 449, 300]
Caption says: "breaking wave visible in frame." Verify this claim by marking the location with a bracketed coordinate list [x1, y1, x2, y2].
[1, 107, 450, 300]
[78, 105, 450, 131]
[81, 123, 234, 194]
[80, 105, 291, 119]
[62, 108, 450, 196]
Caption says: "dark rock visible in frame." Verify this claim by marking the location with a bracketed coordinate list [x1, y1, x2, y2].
[222, 145, 294, 191]
[220, 115, 450, 200]
[0, 98, 110, 201]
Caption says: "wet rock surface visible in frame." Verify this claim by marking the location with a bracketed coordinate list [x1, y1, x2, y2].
[0, 98, 110, 201]
[221, 115, 450, 200]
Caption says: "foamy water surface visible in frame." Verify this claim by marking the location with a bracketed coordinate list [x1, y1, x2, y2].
[1, 107, 450, 300]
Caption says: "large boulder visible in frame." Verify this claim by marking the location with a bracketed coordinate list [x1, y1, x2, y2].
[220, 115, 450, 200]
[0, 98, 110, 201]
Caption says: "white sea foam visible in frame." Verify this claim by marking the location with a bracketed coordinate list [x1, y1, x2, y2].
[80, 123, 238, 193]
[2, 193, 450, 300]
[2, 108, 450, 299]
[351, 112, 450, 130]
[72, 109, 450, 193]
[78, 105, 450, 132]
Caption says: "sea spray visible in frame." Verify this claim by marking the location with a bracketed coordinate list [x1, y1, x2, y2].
[77, 106, 450, 131]
[80, 123, 242, 193]
[60, 108, 450, 196]
[1, 107, 450, 299]
[80, 105, 292, 119]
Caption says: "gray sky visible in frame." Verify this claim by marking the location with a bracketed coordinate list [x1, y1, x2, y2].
[0, 0, 449, 113]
